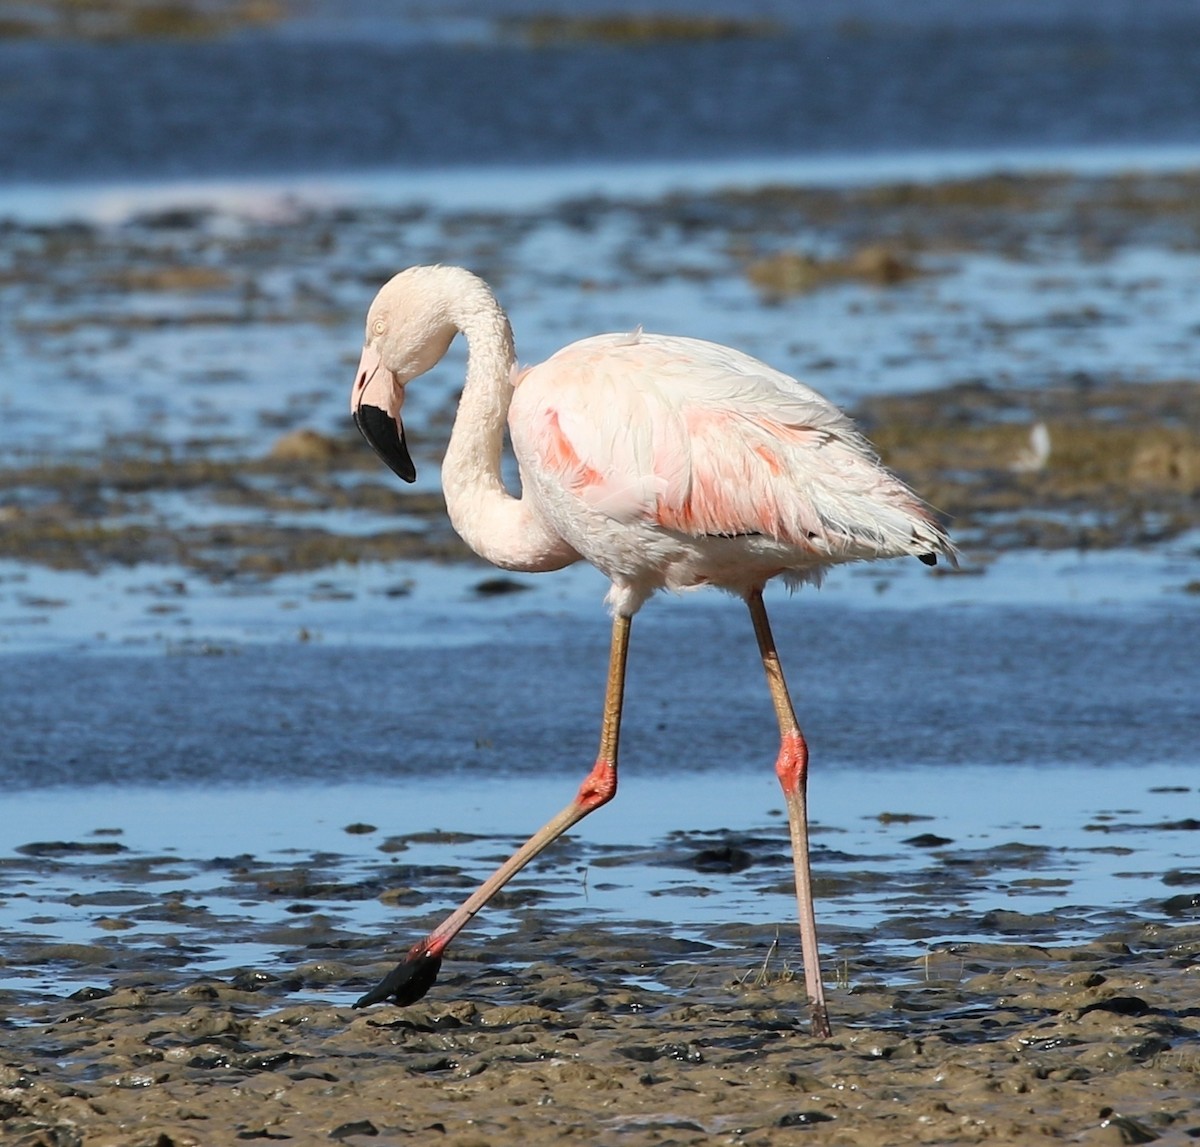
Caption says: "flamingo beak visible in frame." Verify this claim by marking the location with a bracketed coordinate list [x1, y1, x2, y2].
[351, 344, 416, 484]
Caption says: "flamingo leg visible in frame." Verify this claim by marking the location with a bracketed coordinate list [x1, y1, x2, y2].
[747, 589, 832, 1038]
[354, 614, 632, 1009]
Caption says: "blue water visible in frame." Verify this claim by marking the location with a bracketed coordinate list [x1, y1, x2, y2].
[2, 1, 1198, 183]
[2, 584, 1198, 788]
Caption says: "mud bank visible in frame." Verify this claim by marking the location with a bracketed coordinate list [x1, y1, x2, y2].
[4, 168, 1200, 589]
[2, 770, 1199, 1146]
[2, 922, 1198, 1146]
[2, 376, 1197, 579]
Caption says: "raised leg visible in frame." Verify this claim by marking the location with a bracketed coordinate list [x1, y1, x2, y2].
[355, 614, 632, 1008]
[747, 589, 832, 1038]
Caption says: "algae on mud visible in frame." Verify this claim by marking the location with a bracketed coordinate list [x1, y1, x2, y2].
[861, 379, 1200, 553]
[0, 0, 281, 40]
[0, 434, 469, 576]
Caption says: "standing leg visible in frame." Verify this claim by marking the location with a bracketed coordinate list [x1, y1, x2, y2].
[747, 589, 832, 1038]
[355, 614, 632, 1008]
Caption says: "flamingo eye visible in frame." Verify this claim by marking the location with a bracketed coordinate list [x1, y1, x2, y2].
[372, 318, 386, 337]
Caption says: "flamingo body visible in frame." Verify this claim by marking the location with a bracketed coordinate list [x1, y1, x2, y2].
[348, 265, 954, 1036]
[509, 330, 946, 614]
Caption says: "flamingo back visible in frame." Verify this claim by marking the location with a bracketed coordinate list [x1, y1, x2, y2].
[509, 332, 951, 598]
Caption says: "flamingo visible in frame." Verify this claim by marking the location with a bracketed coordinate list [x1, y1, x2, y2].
[348, 265, 954, 1037]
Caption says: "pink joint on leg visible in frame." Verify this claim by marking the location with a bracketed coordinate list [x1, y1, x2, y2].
[774, 730, 809, 796]
[574, 759, 618, 812]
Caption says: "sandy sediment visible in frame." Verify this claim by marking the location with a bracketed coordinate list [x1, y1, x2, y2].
[2, 920, 1199, 1146]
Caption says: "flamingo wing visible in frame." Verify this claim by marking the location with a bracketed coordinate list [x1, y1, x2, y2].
[511, 333, 937, 559]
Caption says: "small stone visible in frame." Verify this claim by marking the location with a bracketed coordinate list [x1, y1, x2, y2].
[472, 576, 531, 596]
[779, 1111, 834, 1127]
[329, 1120, 378, 1139]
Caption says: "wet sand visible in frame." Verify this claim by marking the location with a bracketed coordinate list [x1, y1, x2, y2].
[4, 939, 1200, 1146]
[3, 804, 1199, 1147]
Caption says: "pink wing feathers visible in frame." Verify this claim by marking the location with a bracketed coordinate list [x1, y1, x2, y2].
[511, 333, 945, 563]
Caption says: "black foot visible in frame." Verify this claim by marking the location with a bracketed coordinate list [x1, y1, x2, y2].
[353, 952, 443, 1009]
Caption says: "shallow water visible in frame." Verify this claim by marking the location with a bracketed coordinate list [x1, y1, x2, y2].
[3, 548, 1199, 773]
[3, 2, 1199, 183]
[1, 761, 1196, 1006]
[1, 550, 1197, 995]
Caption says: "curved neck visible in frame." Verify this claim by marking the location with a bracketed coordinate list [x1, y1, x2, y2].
[439, 293, 516, 511]
[439, 287, 577, 573]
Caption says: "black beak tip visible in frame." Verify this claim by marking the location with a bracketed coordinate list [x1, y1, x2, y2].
[354, 405, 417, 483]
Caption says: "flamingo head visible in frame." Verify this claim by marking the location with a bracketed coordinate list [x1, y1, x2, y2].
[350, 269, 459, 484]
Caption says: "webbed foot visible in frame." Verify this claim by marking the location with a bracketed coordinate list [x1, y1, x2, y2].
[353, 951, 442, 1009]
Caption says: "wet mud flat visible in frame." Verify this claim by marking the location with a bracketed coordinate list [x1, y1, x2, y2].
[2, 792, 1200, 1147]
[3, 168, 1200, 596]
[1, 376, 1198, 582]
[3, 930, 1200, 1147]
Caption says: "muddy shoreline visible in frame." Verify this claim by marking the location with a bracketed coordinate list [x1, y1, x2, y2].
[3, 917, 1199, 1145]
[3, 771, 1199, 1145]
[2, 374, 1198, 579]
[5, 169, 1200, 583]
